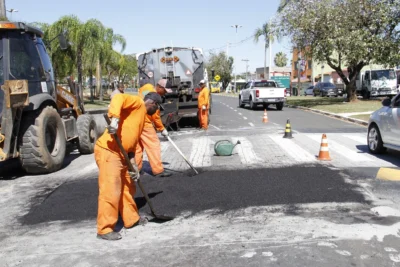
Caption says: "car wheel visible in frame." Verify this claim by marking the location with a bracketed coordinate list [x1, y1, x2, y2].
[239, 96, 245, 108]
[368, 124, 386, 154]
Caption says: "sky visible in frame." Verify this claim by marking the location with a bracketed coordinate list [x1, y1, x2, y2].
[9, 0, 293, 74]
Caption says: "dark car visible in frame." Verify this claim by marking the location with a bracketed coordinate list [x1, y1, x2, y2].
[313, 82, 340, 97]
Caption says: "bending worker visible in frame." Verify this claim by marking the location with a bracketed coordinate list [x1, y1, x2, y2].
[135, 78, 173, 177]
[198, 79, 210, 130]
[94, 92, 162, 241]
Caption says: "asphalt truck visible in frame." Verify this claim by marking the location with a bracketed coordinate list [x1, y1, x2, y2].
[0, 22, 98, 175]
[136, 46, 211, 129]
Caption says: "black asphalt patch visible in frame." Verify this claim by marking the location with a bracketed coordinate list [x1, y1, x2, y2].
[20, 165, 369, 225]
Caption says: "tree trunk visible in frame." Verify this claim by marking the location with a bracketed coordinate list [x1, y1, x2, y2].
[77, 50, 83, 93]
[89, 68, 94, 103]
[96, 59, 102, 101]
[264, 43, 267, 79]
[346, 78, 358, 102]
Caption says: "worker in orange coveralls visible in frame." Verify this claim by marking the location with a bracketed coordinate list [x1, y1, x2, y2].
[197, 79, 210, 130]
[135, 78, 173, 177]
[94, 92, 162, 241]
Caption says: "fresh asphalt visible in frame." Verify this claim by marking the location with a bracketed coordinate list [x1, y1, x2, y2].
[1, 94, 400, 266]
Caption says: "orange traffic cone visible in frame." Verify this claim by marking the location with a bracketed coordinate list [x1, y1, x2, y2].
[262, 109, 269, 123]
[317, 134, 331, 161]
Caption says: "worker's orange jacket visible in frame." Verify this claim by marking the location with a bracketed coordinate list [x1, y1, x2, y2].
[138, 83, 165, 131]
[96, 94, 146, 155]
[198, 86, 210, 109]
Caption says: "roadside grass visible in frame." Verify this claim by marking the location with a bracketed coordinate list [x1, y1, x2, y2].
[83, 90, 137, 110]
[286, 96, 382, 114]
[349, 114, 372, 122]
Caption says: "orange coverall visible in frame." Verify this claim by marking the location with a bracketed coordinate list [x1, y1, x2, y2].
[198, 86, 210, 129]
[135, 83, 165, 175]
[94, 94, 146, 235]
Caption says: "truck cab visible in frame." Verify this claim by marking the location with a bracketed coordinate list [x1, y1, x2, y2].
[239, 80, 286, 110]
[356, 69, 398, 99]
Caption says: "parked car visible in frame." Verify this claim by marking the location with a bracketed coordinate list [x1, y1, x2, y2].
[304, 86, 314, 96]
[313, 82, 342, 97]
[367, 93, 400, 154]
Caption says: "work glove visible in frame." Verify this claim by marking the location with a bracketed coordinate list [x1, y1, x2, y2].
[128, 163, 140, 182]
[107, 117, 119, 134]
[161, 129, 169, 137]
[202, 105, 206, 110]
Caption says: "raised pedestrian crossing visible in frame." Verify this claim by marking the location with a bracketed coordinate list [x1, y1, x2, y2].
[139, 132, 400, 173]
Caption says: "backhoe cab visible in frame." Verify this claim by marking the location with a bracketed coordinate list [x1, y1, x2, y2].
[0, 22, 97, 174]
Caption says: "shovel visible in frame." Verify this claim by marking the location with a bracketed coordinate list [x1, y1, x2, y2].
[166, 136, 199, 175]
[104, 114, 173, 222]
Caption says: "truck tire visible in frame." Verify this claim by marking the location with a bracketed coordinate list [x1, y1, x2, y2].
[77, 114, 98, 154]
[249, 97, 257, 110]
[276, 103, 284, 111]
[239, 96, 245, 108]
[19, 106, 66, 174]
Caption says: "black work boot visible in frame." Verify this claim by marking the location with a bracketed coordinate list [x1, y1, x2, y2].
[154, 171, 172, 177]
[97, 231, 122, 241]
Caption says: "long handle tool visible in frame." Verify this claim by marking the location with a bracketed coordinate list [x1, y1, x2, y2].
[104, 115, 173, 221]
[167, 136, 199, 175]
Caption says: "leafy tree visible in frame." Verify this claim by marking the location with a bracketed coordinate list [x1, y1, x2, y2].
[278, 0, 400, 101]
[254, 22, 275, 78]
[206, 52, 234, 90]
[118, 54, 137, 84]
[274, 52, 288, 67]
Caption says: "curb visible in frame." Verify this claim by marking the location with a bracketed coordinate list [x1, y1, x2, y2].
[86, 108, 108, 114]
[284, 104, 369, 127]
[376, 167, 400, 181]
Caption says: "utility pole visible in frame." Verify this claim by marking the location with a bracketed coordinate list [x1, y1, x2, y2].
[231, 24, 242, 93]
[297, 47, 301, 95]
[0, 0, 6, 20]
[242, 59, 249, 81]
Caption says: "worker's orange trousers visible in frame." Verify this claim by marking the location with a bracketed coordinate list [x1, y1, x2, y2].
[135, 126, 164, 175]
[94, 145, 140, 235]
[199, 109, 209, 129]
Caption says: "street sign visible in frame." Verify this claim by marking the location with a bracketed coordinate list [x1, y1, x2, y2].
[270, 76, 290, 88]
[214, 75, 221, 81]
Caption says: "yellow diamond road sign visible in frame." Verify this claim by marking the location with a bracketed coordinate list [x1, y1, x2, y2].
[214, 75, 220, 81]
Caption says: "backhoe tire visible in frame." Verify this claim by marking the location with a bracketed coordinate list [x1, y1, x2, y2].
[19, 106, 66, 174]
[77, 114, 98, 154]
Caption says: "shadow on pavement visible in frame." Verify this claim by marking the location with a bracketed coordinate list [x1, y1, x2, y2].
[356, 145, 400, 167]
[19, 165, 371, 226]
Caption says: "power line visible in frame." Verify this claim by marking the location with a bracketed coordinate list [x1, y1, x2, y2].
[204, 34, 255, 53]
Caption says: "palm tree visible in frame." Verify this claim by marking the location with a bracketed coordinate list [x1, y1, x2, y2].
[254, 22, 274, 79]
[97, 27, 126, 100]
[51, 16, 103, 89]
[274, 52, 288, 67]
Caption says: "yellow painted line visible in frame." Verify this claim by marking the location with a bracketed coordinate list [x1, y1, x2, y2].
[376, 168, 400, 181]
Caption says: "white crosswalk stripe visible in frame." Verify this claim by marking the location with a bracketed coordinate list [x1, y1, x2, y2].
[156, 132, 400, 172]
[270, 135, 317, 163]
[231, 137, 263, 165]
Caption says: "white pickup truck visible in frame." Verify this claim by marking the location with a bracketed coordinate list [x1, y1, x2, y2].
[239, 80, 287, 110]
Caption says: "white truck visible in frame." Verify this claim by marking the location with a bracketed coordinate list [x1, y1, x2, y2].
[356, 69, 398, 99]
[239, 80, 287, 110]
